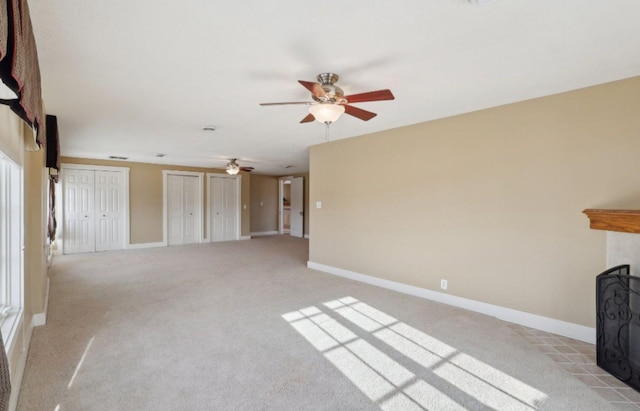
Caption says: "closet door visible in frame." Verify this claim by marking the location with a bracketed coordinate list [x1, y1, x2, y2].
[64, 169, 96, 254]
[95, 171, 125, 251]
[167, 174, 200, 245]
[182, 175, 199, 244]
[222, 178, 239, 240]
[167, 174, 185, 245]
[210, 177, 225, 242]
[210, 175, 239, 242]
[63, 166, 128, 254]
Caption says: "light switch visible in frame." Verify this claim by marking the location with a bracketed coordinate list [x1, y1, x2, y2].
[316, 201, 322, 209]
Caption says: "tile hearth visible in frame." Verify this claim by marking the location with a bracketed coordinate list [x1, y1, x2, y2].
[508, 324, 640, 410]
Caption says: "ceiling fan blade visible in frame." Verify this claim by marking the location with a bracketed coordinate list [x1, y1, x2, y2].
[239, 166, 254, 172]
[300, 113, 315, 123]
[344, 105, 377, 121]
[260, 101, 313, 106]
[299, 80, 326, 99]
[345, 89, 394, 104]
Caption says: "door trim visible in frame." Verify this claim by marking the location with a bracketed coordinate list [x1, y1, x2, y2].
[206, 173, 241, 242]
[279, 176, 304, 236]
[60, 163, 130, 254]
[162, 170, 205, 246]
[278, 176, 292, 235]
[289, 176, 304, 238]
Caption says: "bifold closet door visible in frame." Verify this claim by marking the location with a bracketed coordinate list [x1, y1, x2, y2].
[64, 168, 126, 254]
[167, 174, 199, 245]
[64, 169, 95, 254]
[94, 171, 125, 251]
[210, 176, 239, 242]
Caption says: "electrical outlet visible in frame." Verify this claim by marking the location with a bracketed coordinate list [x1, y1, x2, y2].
[440, 279, 448, 290]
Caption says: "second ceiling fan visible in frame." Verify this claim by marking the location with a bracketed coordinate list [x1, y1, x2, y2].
[225, 158, 254, 175]
[260, 73, 394, 124]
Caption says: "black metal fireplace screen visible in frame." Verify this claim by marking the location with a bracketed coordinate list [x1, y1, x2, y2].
[596, 264, 640, 392]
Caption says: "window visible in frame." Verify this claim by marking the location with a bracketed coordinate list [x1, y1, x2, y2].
[0, 151, 23, 344]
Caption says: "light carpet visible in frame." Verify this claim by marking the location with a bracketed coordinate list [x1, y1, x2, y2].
[18, 236, 615, 410]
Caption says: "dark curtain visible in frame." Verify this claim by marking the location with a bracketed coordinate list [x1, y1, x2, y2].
[0, 332, 10, 411]
[46, 115, 59, 242]
[0, 0, 7, 62]
[46, 114, 60, 171]
[0, 0, 45, 146]
[47, 176, 56, 242]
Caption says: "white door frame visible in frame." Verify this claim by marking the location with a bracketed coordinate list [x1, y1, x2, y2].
[289, 176, 304, 238]
[163, 170, 204, 246]
[206, 173, 241, 242]
[278, 176, 304, 235]
[278, 177, 290, 235]
[60, 163, 130, 254]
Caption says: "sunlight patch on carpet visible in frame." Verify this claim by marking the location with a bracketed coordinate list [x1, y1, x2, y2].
[67, 336, 95, 389]
[283, 297, 548, 410]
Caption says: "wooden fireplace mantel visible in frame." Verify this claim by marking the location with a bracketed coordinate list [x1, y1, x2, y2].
[583, 209, 640, 234]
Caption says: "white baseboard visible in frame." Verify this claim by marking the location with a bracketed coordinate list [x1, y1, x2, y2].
[10, 277, 50, 409]
[307, 261, 596, 344]
[250, 231, 279, 237]
[32, 277, 50, 327]
[127, 241, 165, 249]
[240, 235, 251, 241]
[31, 312, 46, 327]
[8, 317, 33, 411]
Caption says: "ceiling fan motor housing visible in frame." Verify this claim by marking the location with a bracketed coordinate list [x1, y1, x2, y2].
[317, 73, 339, 85]
[314, 73, 346, 103]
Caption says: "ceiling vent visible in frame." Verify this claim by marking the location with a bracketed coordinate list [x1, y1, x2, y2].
[108, 155, 129, 160]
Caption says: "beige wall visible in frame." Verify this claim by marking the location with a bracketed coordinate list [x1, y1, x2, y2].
[60, 157, 252, 243]
[250, 174, 279, 233]
[0, 105, 24, 164]
[310, 76, 640, 328]
[0, 108, 48, 393]
[24, 147, 47, 316]
[240, 172, 251, 237]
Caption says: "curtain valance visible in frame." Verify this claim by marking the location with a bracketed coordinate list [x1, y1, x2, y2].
[0, 0, 45, 147]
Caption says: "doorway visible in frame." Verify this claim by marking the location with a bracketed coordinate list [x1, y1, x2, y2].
[279, 176, 303, 238]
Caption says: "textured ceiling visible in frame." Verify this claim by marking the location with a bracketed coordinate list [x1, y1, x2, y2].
[28, 0, 640, 175]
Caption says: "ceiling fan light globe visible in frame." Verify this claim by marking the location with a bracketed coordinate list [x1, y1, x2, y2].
[226, 159, 240, 175]
[309, 103, 345, 124]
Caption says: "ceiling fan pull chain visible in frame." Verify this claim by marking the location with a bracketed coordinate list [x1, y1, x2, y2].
[325, 122, 330, 142]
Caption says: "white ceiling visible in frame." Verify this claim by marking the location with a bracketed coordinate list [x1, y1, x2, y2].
[28, 0, 640, 175]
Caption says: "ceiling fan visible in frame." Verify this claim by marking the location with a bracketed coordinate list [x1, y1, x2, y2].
[226, 158, 254, 175]
[260, 73, 394, 124]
